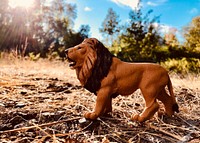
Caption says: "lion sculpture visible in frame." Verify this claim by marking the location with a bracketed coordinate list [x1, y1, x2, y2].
[65, 38, 179, 122]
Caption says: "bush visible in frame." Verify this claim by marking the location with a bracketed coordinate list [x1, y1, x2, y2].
[28, 53, 41, 61]
[161, 58, 200, 74]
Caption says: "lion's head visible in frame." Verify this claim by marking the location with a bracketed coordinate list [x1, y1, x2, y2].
[65, 38, 114, 94]
[65, 38, 97, 69]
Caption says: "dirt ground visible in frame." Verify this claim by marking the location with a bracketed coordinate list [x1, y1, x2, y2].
[0, 59, 199, 143]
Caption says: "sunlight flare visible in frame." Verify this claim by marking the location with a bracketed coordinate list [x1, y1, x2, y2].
[9, 0, 35, 8]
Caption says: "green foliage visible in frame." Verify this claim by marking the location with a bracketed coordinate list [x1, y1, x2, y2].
[48, 42, 66, 60]
[100, 8, 121, 45]
[100, 8, 121, 36]
[111, 8, 163, 62]
[79, 25, 90, 39]
[109, 4, 200, 73]
[184, 16, 200, 52]
[48, 51, 60, 60]
[28, 53, 41, 61]
[161, 58, 200, 74]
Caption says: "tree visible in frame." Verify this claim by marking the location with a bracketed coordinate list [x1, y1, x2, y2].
[79, 25, 90, 39]
[0, 0, 9, 26]
[0, 0, 11, 51]
[63, 25, 90, 50]
[164, 28, 179, 47]
[41, 0, 77, 45]
[0, 0, 45, 55]
[0, 0, 88, 58]
[100, 8, 121, 45]
[184, 16, 200, 52]
[116, 8, 164, 62]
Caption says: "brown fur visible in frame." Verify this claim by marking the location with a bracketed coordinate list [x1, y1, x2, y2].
[65, 38, 179, 122]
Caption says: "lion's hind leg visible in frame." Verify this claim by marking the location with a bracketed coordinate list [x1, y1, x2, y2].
[131, 88, 160, 122]
[157, 89, 176, 116]
[131, 100, 159, 122]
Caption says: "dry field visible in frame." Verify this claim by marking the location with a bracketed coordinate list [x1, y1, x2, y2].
[0, 59, 199, 143]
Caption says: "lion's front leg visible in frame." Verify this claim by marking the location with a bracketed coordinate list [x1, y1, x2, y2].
[84, 88, 111, 120]
[104, 96, 112, 115]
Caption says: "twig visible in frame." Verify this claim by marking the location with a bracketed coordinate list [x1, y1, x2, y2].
[0, 117, 81, 134]
[53, 120, 93, 137]
[32, 122, 52, 137]
[176, 115, 200, 131]
[161, 122, 199, 132]
[148, 123, 183, 141]
[140, 131, 178, 142]
[37, 136, 50, 143]
[0, 81, 35, 87]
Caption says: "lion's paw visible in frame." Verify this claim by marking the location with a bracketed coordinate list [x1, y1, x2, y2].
[131, 114, 139, 121]
[84, 112, 98, 120]
[131, 114, 146, 122]
[157, 110, 166, 118]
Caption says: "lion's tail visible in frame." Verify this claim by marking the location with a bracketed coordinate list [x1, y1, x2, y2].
[167, 77, 179, 113]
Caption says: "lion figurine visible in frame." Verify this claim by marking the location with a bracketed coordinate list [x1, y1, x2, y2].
[65, 38, 179, 122]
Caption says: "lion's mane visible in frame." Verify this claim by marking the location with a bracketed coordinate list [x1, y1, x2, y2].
[83, 40, 114, 95]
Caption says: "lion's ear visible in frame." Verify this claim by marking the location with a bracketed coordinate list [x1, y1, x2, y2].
[79, 51, 97, 85]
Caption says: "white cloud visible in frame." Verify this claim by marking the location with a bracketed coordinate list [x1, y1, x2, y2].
[153, 23, 185, 42]
[110, 0, 139, 10]
[147, 1, 158, 6]
[146, 0, 168, 7]
[160, 25, 172, 33]
[189, 8, 198, 14]
[84, 6, 92, 12]
[152, 23, 177, 34]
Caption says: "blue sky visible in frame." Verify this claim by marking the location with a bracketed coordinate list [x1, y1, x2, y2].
[69, 0, 200, 40]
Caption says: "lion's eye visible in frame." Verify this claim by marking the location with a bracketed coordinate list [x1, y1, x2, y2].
[77, 47, 82, 50]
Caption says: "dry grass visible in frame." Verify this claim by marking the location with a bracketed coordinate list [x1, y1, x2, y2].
[0, 59, 199, 143]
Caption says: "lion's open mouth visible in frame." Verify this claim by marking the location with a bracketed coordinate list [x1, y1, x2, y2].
[67, 57, 76, 67]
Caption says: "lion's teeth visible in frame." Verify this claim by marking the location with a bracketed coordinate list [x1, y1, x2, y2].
[69, 61, 76, 66]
